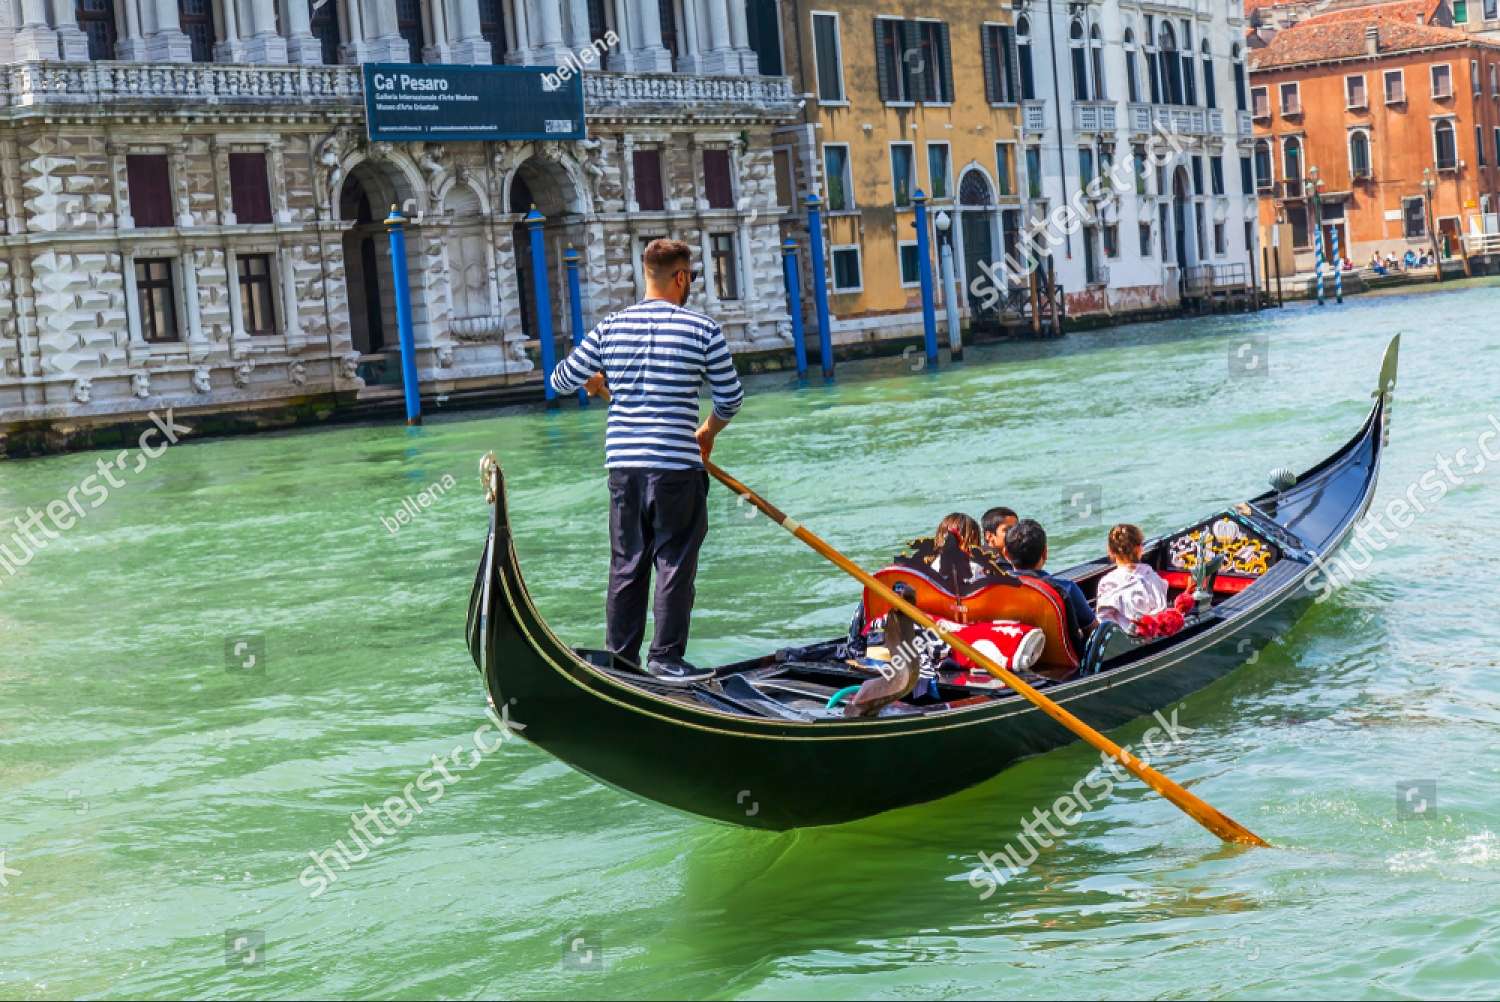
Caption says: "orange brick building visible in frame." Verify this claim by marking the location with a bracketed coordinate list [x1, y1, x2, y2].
[1250, 5, 1500, 269]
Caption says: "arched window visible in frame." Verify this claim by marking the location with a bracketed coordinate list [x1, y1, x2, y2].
[1124, 28, 1140, 104]
[1435, 119, 1458, 169]
[1283, 136, 1303, 184]
[1201, 40, 1216, 108]
[1350, 130, 1372, 178]
[1158, 21, 1182, 105]
[1016, 16, 1035, 100]
[1070, 19, 1090, 101]
[1254, 139, 1273, 191]
[1091, 25, 1107, 102]
[1233, 43, 1248, 112]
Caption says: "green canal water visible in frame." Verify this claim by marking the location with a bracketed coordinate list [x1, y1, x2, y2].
[3, 285, 1499, 999]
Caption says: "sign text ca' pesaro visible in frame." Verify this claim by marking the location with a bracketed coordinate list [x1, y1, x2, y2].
[362, 64, 585, 143]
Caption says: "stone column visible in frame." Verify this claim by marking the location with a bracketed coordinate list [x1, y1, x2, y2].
[531, 0, 567, 64]
[727, 0, 755, 75]
[675, 0, 702, 73]
[116, 0, 149, 59]
[214, 0, 248, 61]
[13, 0, 61, 61]
[421, 0, 451, 62]
[508, 0, 534, 64]
[243, 0, 290, 61]
[52, 0, 93, 60]
[144, 0, 195, 61]
[283, 0, 323, 64]
[280, 248, 303, 337]
[622, 0, 670, 72]
[565, 0, 588, 48]
[448, 0, 491, 64]
[695, 0, 736, 75]
[360, 0, 411, 63]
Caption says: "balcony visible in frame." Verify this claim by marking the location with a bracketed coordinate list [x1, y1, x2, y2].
[1022, 99, 1048, 135]
[1073, 100, 1118, 134]
[1275, 179, 1306, 200]
[1, 61, 798, 121]
[1238, 109, 1254, 134]
[1127, 103, 1209, 137]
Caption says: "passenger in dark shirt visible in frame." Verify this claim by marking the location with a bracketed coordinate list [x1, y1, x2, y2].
[1003, 519, 1098, 651]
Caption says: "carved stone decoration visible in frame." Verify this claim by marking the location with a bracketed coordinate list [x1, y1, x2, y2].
[577, 138, 607, 203]
[436, 346, 454, 368]
[289, 361, 307, 385]
[234, 360, 254, 388]
[132, 373, 150, 399]
[341, 352, 361, 380]
[192, 367, 213, 394]
[72, 378, 92, 404]
[419, 144, 445, 194]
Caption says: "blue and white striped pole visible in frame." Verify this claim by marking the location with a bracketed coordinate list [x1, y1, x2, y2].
[1332, 225, 1344, 304]
[1314, 225, 1326, 307]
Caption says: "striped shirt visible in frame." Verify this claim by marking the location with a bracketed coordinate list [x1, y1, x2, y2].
[551, 299, 744, 470]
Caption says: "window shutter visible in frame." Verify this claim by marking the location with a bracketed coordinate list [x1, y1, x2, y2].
[902, 19, 923, 101]
[937, 22, 952, 102]
[874, 19, 893, 102]
[982, 25, 997, 103]
[126, 154, 173, 227]
[229, 151, 272, 224]
[703, 149, 733, 209]
[633, 149, 664, 210]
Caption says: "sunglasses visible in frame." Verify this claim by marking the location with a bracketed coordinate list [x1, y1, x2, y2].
[678, 268, 700, 286]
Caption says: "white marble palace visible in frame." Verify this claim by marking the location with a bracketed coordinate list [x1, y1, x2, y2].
[0, 0, 795, 452]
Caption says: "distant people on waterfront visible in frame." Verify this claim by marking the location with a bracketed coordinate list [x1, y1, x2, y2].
[1404, 249, 1419, 270]
[1095, 524, 1170, 630]
[550, 238, 743, 686]
[980, 506, 1019, 567]
[1370, 252, 1388, 276]
[1003, 519, 1097, 650]
[1386, 252, 1400, 272]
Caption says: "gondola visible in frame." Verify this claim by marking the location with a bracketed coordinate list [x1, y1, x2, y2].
[465, 335, 1399, 830]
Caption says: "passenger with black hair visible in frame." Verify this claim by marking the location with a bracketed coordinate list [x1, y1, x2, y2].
[1003, 519, 1097, 650]
[980, 506, 1018, 566]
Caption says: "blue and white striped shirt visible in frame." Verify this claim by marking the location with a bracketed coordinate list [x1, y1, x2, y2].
[551, 299, 744, 470]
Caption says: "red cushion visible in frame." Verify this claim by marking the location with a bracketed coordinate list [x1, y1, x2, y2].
[947, 620, 1045, 671]
[1159, 570, 1258, 595]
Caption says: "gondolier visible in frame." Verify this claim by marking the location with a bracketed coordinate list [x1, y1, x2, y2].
[551, 239, 744, 686]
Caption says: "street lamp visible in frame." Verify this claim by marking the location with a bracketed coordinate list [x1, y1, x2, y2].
[1421, 167, 1442, 283]
[933, 210, 964, 360]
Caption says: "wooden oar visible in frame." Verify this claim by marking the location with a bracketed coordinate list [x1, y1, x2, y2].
[703, 459, 1271, 848]
[584, 380, 1266, 845]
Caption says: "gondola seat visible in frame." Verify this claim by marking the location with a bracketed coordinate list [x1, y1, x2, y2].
[863, 567, 1081, 672]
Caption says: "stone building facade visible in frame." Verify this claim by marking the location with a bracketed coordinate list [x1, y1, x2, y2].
[0, 0, 796, 454]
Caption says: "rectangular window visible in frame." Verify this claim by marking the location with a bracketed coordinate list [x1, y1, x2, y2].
[830, 245, 862, 292]
[1078, 147, 1095, 195]
[1103, 223, 1119, 259]
[874, 17, 912, 103]
[1192, 155, 1205, 195]
[898, 241, 920, 286]
[875, 17, 950, 103]
[890, 142, 915, 208]
[823, 144, 852, 210]
[237, 253, 276, 335]
[1211, 155, 1225, 196]
[1474, 59, 1482, 95]
[1240, 155, 1253, 195]
[228, 151, 272, 224]
[1436, 121, 1458, 169]
[1251, 85, 1270, 119]
[811, 12, 845, 102]
[915, 20, 953, 102]
[927, 142, 951, 200]
[772, 148, 794, 208]
[479, 0, 509, 66]
[703, 148, 733, 209]
[180, 0, 217, 62]
[1432, 64, 1453, 99]
[1385, 69, 1406, 103]
[1403, 195, 1426, 238]
[135, 257, 179, 342]
[995, 143, 1014, 197]
[633, 149, 664, 211]
[1025, 146, 1042, 199]
[1480, 126, 1489, 167]
[746, 0, 782, 74]
[1255, 143, 1272, 191]
[710, 233, 740, 301]
[126, 154, 173, 228]
[1494, 127, 1500, 167]
[982, 23, 1016, 104]
[1346, 74, 1367, 108]
[1139, 222, 1152, 258]
[1214, 221, 1227, 256]
[1280, 82, 1300, 115]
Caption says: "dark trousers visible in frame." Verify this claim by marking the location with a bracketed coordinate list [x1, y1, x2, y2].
[606, 468, 709, 666]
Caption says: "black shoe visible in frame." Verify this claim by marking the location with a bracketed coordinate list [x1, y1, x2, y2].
[643, 657, 714, 687]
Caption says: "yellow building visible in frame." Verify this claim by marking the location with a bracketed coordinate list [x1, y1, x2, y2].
[777, 0, 1026, 343]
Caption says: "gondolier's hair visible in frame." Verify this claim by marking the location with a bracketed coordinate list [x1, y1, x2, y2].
[643, 238, 693, 281]
[1004, 519, 1048, 569]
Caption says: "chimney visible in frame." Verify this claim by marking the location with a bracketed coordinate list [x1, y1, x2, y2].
[1366, 24, 1380, 55]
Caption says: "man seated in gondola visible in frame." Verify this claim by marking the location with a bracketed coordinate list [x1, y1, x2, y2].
[1003, 519, 1097, 652]
[980, 506, 1018, 567]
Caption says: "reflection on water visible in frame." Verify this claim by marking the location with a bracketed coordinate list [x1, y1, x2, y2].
[3, 286, 1500, 998]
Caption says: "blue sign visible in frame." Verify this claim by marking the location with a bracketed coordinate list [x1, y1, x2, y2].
[362, 64, 586, 143]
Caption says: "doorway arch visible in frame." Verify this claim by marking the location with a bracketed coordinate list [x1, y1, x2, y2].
[957, 167, 999, 313]
[338, 160, 417, 372]
[506, 154, 587, 347]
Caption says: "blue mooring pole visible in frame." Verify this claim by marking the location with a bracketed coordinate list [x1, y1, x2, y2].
[525, 207, 558, 406]
[1332, 224, 1344, 304]
[563, 246, 587, 407]
[384, 204, 421, 426]
[913, 190, 939, 368]
[781, 237, 808, 381]
[805, 193, 834, 380]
